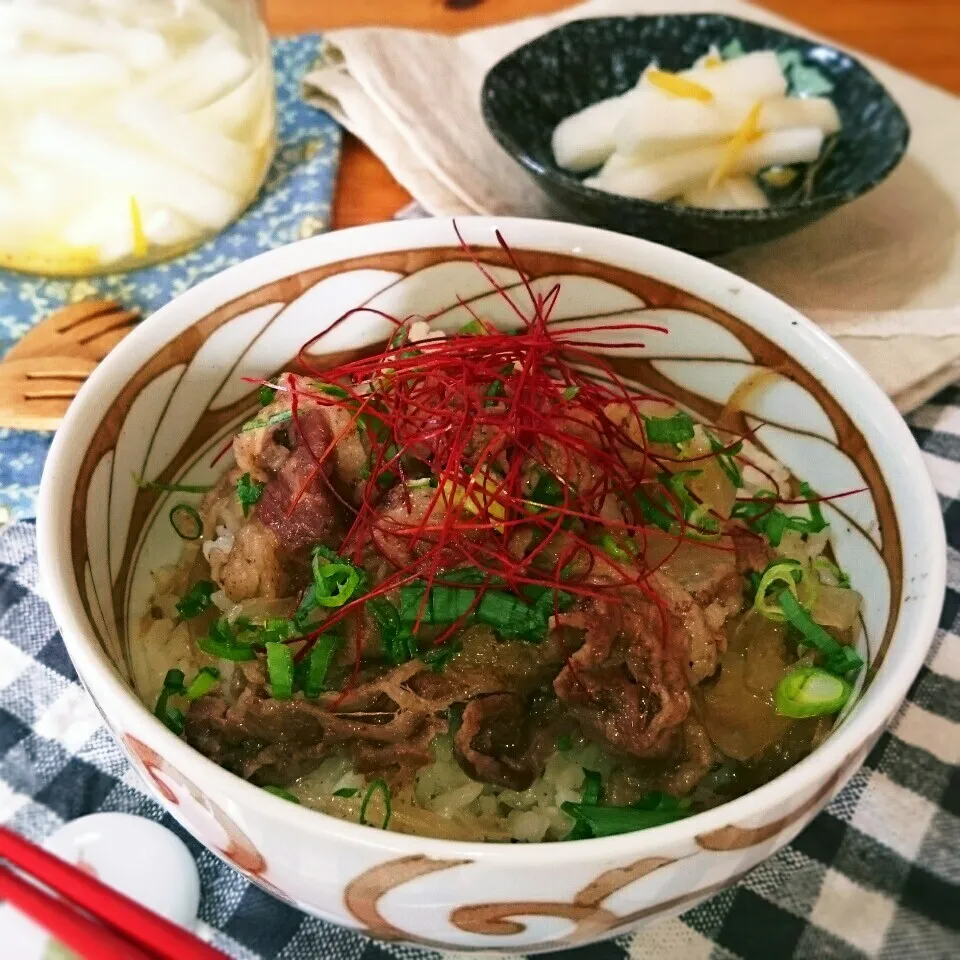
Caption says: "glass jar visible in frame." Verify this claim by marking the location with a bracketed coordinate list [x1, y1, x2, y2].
[0, 0, 276, 276]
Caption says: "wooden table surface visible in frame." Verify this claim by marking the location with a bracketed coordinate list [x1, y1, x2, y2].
[263, 0, 960, 229]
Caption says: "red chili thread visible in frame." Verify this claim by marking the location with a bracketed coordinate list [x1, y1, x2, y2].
[231, 224, 862, 697]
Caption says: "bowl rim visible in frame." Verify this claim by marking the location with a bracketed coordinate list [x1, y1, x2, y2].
[480, 12, 911, 220]
[38, 215, 944, 864]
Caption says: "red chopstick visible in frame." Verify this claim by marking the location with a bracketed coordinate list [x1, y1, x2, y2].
[0, 862, 159, 960]
[0, 825, 227, 960]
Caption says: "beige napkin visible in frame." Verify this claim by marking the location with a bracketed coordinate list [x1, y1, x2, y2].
[304, 0, 960, 412]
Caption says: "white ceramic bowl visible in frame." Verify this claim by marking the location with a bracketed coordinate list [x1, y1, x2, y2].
[38, 217, 945, 953]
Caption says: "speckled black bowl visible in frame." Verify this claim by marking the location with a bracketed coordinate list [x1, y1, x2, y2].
[481, 14, 910, 256]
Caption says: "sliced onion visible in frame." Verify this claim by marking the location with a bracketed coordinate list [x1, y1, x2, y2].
[642, 530, 736, 594]
[778, 529, 830, 564]
[688, 453, 736, 520]
[811, 584, 862, 630]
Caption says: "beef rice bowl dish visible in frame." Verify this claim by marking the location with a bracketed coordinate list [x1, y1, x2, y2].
[134, 236, 866, 843]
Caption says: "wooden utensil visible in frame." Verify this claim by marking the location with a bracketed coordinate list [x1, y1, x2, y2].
[0, 356, 99, 430]
[0, 299, 139, 430]
[5, 298, 139, 364]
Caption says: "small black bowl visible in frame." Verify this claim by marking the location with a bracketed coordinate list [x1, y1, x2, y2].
[481, 14, 910, 256]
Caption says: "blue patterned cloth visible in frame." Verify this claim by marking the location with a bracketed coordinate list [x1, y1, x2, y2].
[0, 389, 957, 959]
[0, 34, 341, 520]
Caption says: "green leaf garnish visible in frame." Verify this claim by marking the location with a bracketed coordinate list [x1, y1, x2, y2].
[562, 791, 692, 839]
[236, 472, 265, 517]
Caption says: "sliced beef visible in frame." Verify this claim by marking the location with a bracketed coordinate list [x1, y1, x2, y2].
[317, 401, 368, 492]
[183, 696, 328, 784]
[235, 373, 368, 494]
[648, 571, 726, 683]
[552, 599, 691, 760]
[184, 659, 487, 787]
[211, 520, 287, 603]
[233, 395, 294, 483]
[732, 527, 772, 574]
[452, 692, 560, 791]
[371, 484, 458, 570]
[255, 407, 343, 556]
[658, 716, 716, 796]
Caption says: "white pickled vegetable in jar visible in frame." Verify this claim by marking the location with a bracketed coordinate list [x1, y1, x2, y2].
[0, 0, 276, 275]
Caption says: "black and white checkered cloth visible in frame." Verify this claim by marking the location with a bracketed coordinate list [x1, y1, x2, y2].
[0, 388, 957, 959]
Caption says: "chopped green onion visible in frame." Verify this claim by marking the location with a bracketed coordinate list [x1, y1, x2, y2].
[764, 510, 789, 547]
[643, 411, 695, 445]
[797, 482, 827, 532]
[184, 666, 220, 700]
[360, 778, 392, 830]
[459, 319, 489, 336]
[169, 503, 203, 540]
[263, 786, 300, 803]
[705, 430, 743, 489]
[528, 469, 564, 508]
[485, 364, 514, 400]
[266, 641, 294, 699]
[685, 503, 721, 541]
[366, 597, 413, 664]
[256, 617, 293, 646]
[375, 470, 397, 490]
[476, 591, 537, 637]
[176, 580, 216, 621]
[241, 409, 293, 433]
[599, 532, 634, 563]
[634, 484, 675, 533]
[398, 572, 571, 644]
[661, 471, 719, 539]
[197, 620, 256, 662]
[556, 734, 572, 752]
[775, 666, 852, 718]
[311, 547, 365, 609]
[778, 590, 864, 674]
[753, 560, 806, 622]
[813, 556, 851, 589]
[154, 669, 186, 735]
[316, 382, 350, 399]
[400, 583, 475, 625]
[333, 787, 359, 798]
[561, 385, 580, 402]
[300, 634, 342, 698]
[236, 473, 265, 517]
[133, 473, 212, 494]
[314, 562, 361, 607]
[732, 484, 827, 547]
[420, 639, 461, 673]
[581, 769, 603, 806]
[258, 385, 275, 406]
